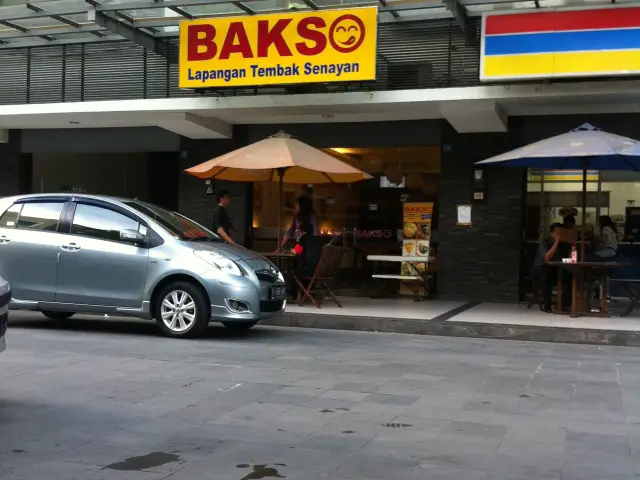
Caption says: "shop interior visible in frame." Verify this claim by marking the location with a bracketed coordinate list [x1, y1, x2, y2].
[525, 170, 640, 242]
[251, 146, 441, 297]
[525, 169, 640, 297]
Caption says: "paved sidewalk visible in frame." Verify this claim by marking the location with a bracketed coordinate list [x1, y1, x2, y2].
[2, 314, 640, 479]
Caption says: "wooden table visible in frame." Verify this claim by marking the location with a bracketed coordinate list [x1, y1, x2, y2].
[367, 255, 435, 300]
[547, 261, 628, 317]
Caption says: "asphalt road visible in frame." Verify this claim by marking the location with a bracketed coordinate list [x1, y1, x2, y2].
[2, 311, 640, 480]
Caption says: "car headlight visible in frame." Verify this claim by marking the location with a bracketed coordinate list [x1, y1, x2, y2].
[194, 251, 242, 276]
[267, 260, 285, 283]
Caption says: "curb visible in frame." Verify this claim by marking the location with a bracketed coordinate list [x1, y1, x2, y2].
[263, 312, 640, 346]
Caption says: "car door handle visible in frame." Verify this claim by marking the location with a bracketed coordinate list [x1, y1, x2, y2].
[61, 243, 81, 252]
[0, 236, 10, 244]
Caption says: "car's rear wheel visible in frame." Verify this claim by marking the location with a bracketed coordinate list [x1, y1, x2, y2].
[154, 281, 209, 338]
[222, 321, 258, 331]
[42, 311, 75, 320]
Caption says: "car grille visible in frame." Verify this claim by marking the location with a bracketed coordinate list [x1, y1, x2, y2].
[260, 300, 284, 313]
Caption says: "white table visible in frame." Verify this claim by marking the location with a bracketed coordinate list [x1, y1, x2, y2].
[367, 255, 435, 299]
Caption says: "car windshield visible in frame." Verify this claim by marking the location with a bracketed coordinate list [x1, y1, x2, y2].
[124, 201, 221, 242]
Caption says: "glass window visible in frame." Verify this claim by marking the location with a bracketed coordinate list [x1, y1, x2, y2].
[17, 202, 64, 232]
[71, 204, 139, 242]
[0, 204, 23, 229]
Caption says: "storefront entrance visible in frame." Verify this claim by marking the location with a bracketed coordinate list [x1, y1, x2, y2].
[251, 146, 441, 298]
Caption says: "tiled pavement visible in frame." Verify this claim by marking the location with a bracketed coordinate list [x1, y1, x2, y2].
[3, 313, 640, 479]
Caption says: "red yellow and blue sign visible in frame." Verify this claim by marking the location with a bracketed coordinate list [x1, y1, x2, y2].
[179, 7, 378, 88]
[481, 7, 640, 81]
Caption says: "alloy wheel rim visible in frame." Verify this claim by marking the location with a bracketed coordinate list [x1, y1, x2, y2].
[161, 290, 196, 332]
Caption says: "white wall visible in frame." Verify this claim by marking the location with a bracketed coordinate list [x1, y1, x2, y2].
[528, 180, 640, 216]
[32, 153, 149, 200]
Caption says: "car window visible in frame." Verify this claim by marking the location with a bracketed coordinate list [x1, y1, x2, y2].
[17, 202, 65, 232]
[71, 204, 140, 242]
[0, 204, 23, 229]
[124, 201, 221, 242]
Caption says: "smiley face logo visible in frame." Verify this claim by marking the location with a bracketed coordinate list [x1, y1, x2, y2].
[329, 14, 366, 54]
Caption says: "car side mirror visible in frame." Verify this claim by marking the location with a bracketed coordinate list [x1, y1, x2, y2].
[120, 229, 145, 244]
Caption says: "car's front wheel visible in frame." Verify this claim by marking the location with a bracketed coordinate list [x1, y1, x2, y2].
[42, 311, 75, 320]
[222, 321, 258, 331]
[154, 282, 209, 338]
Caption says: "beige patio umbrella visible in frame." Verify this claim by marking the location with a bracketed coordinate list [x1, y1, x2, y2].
[185, 132, 372, 247]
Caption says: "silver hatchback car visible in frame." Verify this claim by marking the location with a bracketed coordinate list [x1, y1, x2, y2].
[0, 194, 286, 338]
[0, 274, 9, 353]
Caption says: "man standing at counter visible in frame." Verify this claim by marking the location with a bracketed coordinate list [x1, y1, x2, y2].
[532, 223, 571, 313]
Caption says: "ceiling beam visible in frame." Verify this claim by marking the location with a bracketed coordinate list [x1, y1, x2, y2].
[97, 0, 259, 12]
[0, 24, 105, 40]
[0, 35, 122, 49]
[0, 20, 27, 32]
[443, 0, 468, 30]
[0, 0, 254, 21]
[377, 0, 399, 19]
[232, 2, 255, 14]
[94, 11, 157, 52]
[26, 3, 83, 28]
[137, 2, 448, 28]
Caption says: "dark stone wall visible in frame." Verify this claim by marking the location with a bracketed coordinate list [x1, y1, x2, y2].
[0, 131, 31, 197]
[515, 114, 640, 144]
[147, 152, 181, 211]
[178, 137, 253, 246]
[437, 123, 525, 303]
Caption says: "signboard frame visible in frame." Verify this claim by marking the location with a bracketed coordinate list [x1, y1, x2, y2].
[179, 7, 378, 89]
[480, 5, 640, 82]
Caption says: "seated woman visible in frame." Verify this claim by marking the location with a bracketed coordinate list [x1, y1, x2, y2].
[532, 223, 572, 313]
[586, 216, 619, 304]
[590, 215, 618, 261]
[289, 222, 324, 298]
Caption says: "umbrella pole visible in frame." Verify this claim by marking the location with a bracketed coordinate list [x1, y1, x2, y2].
[581, 163, 587, 261]
[277, 168, 284, 252]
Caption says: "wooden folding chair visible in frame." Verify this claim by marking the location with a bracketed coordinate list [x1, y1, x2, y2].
[294, 245, 348, 308]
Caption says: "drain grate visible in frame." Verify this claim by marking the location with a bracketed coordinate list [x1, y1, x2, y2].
[382, 423, 412, 428]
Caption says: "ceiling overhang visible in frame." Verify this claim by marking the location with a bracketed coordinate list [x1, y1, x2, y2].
[0, 80, 639, 137]
[0, 0, 621, 50]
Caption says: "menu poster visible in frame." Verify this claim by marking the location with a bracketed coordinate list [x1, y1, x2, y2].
[400, 202, 433, 295]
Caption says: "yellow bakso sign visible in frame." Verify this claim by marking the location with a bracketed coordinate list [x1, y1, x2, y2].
[179, 7, 378, 88]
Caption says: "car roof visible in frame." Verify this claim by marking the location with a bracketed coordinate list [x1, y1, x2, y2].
[3, 193, 133, 204]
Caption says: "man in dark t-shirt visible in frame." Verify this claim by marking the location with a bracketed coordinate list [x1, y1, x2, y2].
[532, 223, 571, 312]
[213, 190, 236, 245]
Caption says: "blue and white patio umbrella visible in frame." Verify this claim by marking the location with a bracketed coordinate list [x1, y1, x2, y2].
[475, 123, 640, 259]
[620, 140, 640, 162]
[475, 123, 639, 170]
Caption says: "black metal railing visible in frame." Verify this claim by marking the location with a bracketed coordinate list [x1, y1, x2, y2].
[0, 18, 482, 105]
